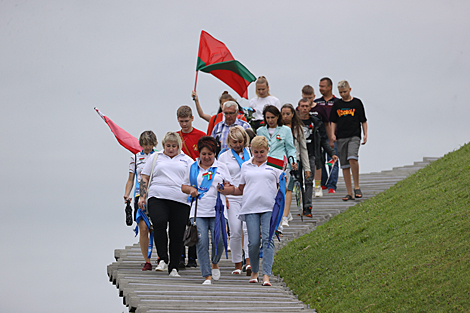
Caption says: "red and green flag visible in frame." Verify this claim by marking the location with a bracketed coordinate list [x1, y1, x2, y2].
[195, 30, 256, 99]
[326, 159, 336, 167]
[267, 156, 288, 170]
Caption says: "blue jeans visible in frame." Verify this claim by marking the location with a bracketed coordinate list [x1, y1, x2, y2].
[321, 140, 339, 190]
[191, 217, 224, 278]
[245, 212, 275, 276]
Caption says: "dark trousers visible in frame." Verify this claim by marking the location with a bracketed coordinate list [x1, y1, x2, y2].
[147, 197, 190, 272]
[182, 245, 197, 261]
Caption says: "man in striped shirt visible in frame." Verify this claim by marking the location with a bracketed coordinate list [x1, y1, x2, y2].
[211, 101, 251, 152]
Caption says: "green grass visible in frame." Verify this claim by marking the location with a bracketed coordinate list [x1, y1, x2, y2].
[273, 143, 470, 312]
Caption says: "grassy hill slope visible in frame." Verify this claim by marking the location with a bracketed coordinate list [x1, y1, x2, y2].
[273, 143, 470, 312]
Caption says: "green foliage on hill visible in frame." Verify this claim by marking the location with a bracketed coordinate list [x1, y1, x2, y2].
[274, 143, 470, 312]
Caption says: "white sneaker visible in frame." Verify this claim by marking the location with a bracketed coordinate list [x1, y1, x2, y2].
[212, 268, 221, 280]
[288, 213, 293, 222]
[169, 268, 180, 277]
[202, 279, 212, 285]
[155, 260, 168, 272]
[315, 186, 323, 197]
[281, 216, 289, 227]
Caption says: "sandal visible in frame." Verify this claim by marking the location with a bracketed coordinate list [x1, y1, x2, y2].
[249, 278, 259, 283]
[262, 281, 272, 286]
[231, 269, 242, 275]
[354, 189, 363, 198]
[246, 265, 252, 276]
[342, 194, 354, 201]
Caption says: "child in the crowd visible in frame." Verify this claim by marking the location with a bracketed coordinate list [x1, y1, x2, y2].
[329, 80, 368, 201]
[176, 105, 206, 268]
[248, 76, 282, 131]
[123, 131, 157, 271]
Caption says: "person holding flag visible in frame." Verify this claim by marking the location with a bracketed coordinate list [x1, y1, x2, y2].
[138, 132, 193, 277]
[297, 98, 338, 216]
[191, 90, 247, 136]
[123, 131, 157, 271]
[231, 136, 283, 286]
[181, 136, 234, 285]
[218, 126, 252, 275]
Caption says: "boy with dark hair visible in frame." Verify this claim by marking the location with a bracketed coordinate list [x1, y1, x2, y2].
[176, 105, 205, 267]
[301, 85, 329, 197]
[329, 80, 368, 201]
[298, 98, 338, 217]
[177, 105, 206, 161]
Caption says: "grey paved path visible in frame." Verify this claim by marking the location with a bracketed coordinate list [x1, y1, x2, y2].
[107, 157, 438, 312]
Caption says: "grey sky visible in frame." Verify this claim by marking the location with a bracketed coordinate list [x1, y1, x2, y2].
[1, 1, 469, 312]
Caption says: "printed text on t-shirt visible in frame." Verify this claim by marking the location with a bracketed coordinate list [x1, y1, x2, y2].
[337, 108, 355, 117]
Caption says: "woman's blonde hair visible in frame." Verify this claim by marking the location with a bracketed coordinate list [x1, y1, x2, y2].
[162, 132, 182, 153]
[250, 136, 269, 150]
[226, 126, 250, 149]
[255, 76, 271, 97]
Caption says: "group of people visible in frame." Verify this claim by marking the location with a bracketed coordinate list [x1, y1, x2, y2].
[122, 76, 368, 285]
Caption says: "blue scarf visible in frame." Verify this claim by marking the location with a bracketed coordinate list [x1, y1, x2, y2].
[187, 161, 218, 201]
[134, 208, 153, 258]
[231, 148, 250, 168]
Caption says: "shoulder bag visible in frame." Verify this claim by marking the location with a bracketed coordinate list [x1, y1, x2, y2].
[183, 197, 198, 246]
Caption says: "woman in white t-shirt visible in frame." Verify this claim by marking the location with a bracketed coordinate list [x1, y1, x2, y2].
[248, 76, 282, 131]
[232, 136, 283, 286]
[182, 136, 234, 285]
[123, 131, 157, 271]
[139, 132, 193, 277]
[218, 126, 251, 275]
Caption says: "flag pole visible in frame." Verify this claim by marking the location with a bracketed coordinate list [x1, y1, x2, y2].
[192, 71, 199, 100]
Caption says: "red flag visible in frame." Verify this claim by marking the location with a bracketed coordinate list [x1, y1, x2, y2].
[196, 31, 256, 99]
[94, 107, 142, 154]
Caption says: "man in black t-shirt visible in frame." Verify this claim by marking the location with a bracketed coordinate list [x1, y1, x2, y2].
[330, 80, 368, 202]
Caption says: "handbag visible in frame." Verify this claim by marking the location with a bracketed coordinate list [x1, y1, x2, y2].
[183, 197, 198, 247]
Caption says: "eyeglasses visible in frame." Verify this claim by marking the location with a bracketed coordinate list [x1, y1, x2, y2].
[223, 111, 237, 116]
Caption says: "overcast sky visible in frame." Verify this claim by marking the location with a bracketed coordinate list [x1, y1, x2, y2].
[1, 1, 469, 312]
